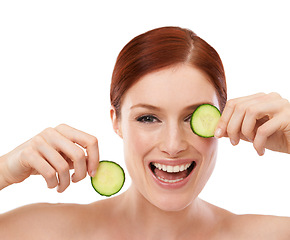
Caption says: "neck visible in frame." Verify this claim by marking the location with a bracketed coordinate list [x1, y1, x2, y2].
[119, 185, 213, 239]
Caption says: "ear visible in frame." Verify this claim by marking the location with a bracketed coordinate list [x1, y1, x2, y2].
[110, 106, 123, 139]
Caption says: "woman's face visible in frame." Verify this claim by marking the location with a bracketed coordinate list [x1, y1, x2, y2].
[114, 64, 219, 211]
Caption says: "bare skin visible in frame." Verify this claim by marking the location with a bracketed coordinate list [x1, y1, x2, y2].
[0, 65, 290, 239]
[1, 193, 290, 240]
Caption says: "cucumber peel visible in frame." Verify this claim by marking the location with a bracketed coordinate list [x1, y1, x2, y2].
[190, 104, 221, 138]
[91, 160, 125, 197]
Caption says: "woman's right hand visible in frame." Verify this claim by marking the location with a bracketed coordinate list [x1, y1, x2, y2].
[0, 124, 99, 192]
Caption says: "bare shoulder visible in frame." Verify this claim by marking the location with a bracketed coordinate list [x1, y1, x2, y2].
[0, 197, 122, 240]
[203, 200, 290, 239]
[220, 213, 290, 239]
[0, 202, 97, 240]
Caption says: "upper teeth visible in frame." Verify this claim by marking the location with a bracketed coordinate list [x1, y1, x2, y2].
[152, 162, 192, 173]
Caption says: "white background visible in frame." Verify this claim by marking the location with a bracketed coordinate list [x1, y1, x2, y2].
[0, 0, 289, 216]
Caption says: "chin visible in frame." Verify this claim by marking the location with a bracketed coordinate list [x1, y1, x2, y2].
[151, 193, 196, 212]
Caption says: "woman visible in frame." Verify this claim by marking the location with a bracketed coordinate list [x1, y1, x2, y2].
[0, 26, 289, 239]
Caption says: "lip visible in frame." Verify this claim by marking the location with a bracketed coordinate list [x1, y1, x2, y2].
[148, 159, 197, 190]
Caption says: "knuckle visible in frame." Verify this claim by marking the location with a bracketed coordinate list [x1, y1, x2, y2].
[55, 123, 69, 131]
[241, 126, 252, 138]
[45, 169, 57, 181]
[30, 135, 45, 148]
[58, 162, 70, 174]
[88, 136, 98, 146]
[256, 126, 267, 137]
[20, 145, 35, 159]
[41, 127, 55, 137]
[73, 149, 86, 162]
[226, 99, 236, 109]
[246, 105, 257, 116]
[268, 92, 281, 99]
[256, 92, 266, 97]
[235, 103, 246, 113]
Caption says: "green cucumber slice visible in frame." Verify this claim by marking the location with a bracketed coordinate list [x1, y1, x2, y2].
[91, 161, 125, 197]
[190, 104, 221, 138]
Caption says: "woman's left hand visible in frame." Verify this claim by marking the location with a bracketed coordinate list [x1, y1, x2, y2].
[215, 92, 290, 156]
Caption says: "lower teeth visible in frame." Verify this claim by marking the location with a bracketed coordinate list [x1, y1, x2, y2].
[157, 176, 184, 183]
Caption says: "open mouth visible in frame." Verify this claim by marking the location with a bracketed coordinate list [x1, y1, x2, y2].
[149, 161, 196, 183]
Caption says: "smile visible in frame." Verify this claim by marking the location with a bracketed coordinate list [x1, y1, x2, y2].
[150, 161, 196, 184]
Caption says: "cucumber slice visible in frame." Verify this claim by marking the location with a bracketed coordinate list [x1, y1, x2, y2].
[190, 104, 221, 138]
[91, 161, 125, 197]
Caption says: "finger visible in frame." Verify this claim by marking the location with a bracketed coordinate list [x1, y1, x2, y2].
[25, 150, 58, 189]
[40, 127, 87, 183]
[86, 141, 99, 177]
[215, 93, 265, 138]
[225, 108, 245, 146]
[32, 135, 71, 192]
[215, 100, 234, 138]
[55, 124, 99, 177]
[253, 116, 283, 156]
[241, 99, 284, 142]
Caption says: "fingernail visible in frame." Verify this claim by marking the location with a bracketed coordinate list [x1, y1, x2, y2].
[90, 170, 96, 177]
[57, 186, 62, 193]
[230, 139, 237, 146]
[71, 173, 76, 183]
[214, 128, 222, 138]
[259, 148, 265, 156]
[246, 137, 253, 143]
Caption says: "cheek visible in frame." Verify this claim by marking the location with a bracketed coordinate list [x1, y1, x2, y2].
[196, 137, 218, 183]
[122, 124, 157, 179]
[122, 125, 160, 192]
[198, 137, 218, 172]
[123, 126, 153, 157]
[197, 137, 218, 155]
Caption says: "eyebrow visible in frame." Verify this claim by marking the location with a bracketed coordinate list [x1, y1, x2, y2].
[183, 102, 215, 111]
[130, 104, 161, 111]
[130, 102, 215, 111]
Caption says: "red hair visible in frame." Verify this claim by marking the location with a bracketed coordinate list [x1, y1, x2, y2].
[110, 26, 227, 117]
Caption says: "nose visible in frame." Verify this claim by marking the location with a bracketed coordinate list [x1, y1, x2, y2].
[159, 122, 188, 157]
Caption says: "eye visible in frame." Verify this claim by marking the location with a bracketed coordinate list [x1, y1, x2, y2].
[136, 115, 160, 123]
[184, 113, 193, 122]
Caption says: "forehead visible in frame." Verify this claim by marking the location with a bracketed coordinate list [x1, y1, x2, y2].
[122, 64, 219, 110]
